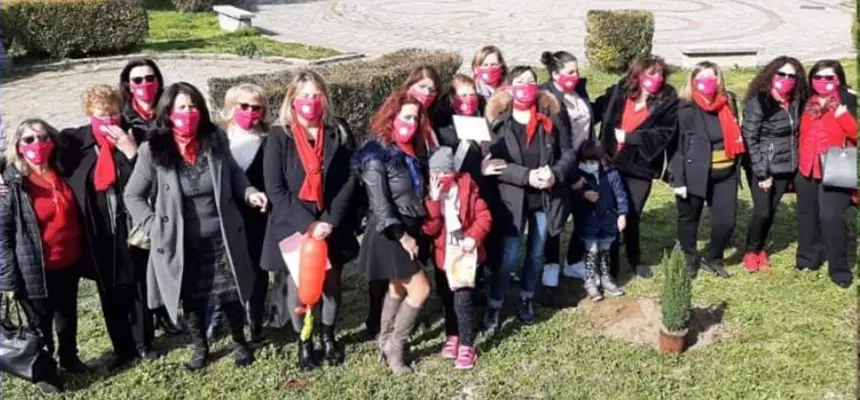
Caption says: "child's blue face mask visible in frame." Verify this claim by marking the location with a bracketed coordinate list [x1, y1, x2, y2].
[579, 161, 600, 174]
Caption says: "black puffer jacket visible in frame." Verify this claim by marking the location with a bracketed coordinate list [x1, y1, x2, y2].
[351, 140, 427, 236]
[122, 103, 154, 145]
[741, 92, 801, 179]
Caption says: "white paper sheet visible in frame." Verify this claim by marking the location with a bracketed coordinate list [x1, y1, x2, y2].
[452, 115, 492, 143]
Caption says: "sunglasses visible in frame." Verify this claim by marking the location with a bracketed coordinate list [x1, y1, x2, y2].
[20, 135, 51, 145]
[775, 72, 797, 80]
[130, 75, 157, 85]
[239, 103, 264, 112]
[813, 75, 837, 82]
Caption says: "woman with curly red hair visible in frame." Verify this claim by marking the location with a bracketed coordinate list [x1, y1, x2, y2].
[352, 89, 437, 374]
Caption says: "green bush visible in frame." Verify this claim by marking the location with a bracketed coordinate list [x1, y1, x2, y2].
[207, 49, 462, 141]
[2, 0, 148, 59]
[585, 9, 654, 73]
[171, 0, 211, 12]
[661, 247, 692, 333]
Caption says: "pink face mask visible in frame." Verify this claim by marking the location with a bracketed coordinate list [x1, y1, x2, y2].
[233, 107, 263, 130]
[90, 115, 122, 137]
[131, 81, 159, 103]
[694, 77, 719, 97]
[510, 82, 539, 109]
[639, 74, 664, 95]
[393, 118, 417, 144]
[171, 109, 201, 138]
[812, 78, 839, 96]
[409, 87, 437, 109]
[454, 94, 479, 116]
[19, 141, 54, 165]
[293, 97, 323, 122]
[772, 75, 796, 96]
[557, 72, 580, 93]
[476, 65, 504, 86]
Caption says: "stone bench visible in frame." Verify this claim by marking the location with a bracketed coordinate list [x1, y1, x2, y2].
[681, 46, 759, 69]
[212, 5, 255, 33]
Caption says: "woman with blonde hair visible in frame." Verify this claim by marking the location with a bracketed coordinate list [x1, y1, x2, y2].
[471, 45, 508, 103]
[1, 119, 86, 394]
[670, 61, 743, 278]
[261, 70, 358, 370]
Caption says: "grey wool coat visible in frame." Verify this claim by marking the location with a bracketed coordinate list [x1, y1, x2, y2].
[123, 127, 260, 323]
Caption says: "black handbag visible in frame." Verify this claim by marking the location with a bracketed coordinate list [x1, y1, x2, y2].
[820, 141, 857, 189]
[0, 299, 57, 383]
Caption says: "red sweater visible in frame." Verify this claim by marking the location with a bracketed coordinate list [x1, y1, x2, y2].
[798, 101, 857, 180]
[422, 174, 492, 270]
[24, 171, 82, 270]
[618, 98, 649, 151]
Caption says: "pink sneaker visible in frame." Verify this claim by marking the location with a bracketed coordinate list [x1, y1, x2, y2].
[454, 345, 476, 370]
[441, 336, 459, 359]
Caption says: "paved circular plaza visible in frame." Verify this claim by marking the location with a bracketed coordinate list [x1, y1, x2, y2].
[255, 0, 854, 65]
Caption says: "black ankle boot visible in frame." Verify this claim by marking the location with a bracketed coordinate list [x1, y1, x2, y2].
[232, 342, 255, 368]
[185, 345, 209, 371]
[321, 324, 344, 365]
[185, 311, 209, 371]
[297, 339, 317, 370]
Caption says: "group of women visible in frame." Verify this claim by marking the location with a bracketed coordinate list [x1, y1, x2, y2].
[0, 45, 855, 393]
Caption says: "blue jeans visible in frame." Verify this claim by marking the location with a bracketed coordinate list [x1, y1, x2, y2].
[488, 211, 548, 309]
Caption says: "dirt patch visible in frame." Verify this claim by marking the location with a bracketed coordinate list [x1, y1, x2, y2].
[581, 297, 731, 352]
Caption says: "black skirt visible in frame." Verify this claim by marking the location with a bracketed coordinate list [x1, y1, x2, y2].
[359, 216, 428, 281]
[181, 235, 240, 306]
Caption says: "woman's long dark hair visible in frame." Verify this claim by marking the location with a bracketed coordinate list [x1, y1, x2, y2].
[808, 59, 849, 89]
[119, 58, 165, 107]
[742, 56, 810, 103]
[622, 55, 675, 102]
[153, 82, 218, 135]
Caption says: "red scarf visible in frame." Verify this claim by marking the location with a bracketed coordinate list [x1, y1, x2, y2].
[397, 141, 417, 158]
[173, 133, 199, 165]
[132, 99, 154, 121]
[292, 118, 325, 210]
[693, 93, 745, 159]
[524, 105, 554, 145]
[92, 130, 117, 192]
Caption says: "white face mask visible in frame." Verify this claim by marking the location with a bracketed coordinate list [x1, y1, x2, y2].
[579, 161, 600, 174]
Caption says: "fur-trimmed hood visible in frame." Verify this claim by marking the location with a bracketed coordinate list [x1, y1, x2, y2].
[350, 139, 411, 172]
[484, 90, 562, 124]
[146, 125, 228, 167]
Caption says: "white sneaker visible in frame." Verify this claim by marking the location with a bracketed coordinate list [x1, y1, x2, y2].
[542, 264, 560, 287]
[563, 262, 587, 280]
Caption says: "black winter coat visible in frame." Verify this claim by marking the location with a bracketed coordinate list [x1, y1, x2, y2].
[741, 92, 801, 180]
[122, 103, 154, 145]
[237, 137, 267, 268]
[261, 122, 359, 270]
[596, 80, 680, 180]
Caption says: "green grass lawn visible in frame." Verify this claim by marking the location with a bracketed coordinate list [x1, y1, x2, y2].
[2, 60, 856, 399]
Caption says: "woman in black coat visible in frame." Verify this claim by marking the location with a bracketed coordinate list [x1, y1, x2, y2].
[482, 66, 576, 333]
[261, 70, 358, 370]
[118, 58, 184, 336]
[60, 85, 155, 371]
[595, 56, 679, 278]
[740, 56, 809, 272]
[670, 61, 743, 278]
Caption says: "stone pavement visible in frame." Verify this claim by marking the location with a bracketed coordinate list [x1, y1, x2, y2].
[0, 56, 292, 136]
[254, 0, 855, 66]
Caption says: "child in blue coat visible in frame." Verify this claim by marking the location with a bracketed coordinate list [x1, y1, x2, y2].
[574, 140, 629, 301]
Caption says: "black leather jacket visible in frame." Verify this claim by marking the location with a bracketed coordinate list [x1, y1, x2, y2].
[351, 140, 427, 237]
[741, 92, 801, 179]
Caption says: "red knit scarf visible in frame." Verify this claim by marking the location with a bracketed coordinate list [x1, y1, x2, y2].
[92, 131, 117, 192]
[693, 93, 745, 159]
[292, 118, 325, 210]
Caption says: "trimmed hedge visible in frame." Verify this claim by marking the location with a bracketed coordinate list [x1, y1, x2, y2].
[585, 10, 654, 73]
[207, 49, 462, 140]
[660, 247, 692, 333]
[2, 0, 148, 58]
[172, 0, 212, 13]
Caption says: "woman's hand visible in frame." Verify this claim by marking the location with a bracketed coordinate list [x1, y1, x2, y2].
[536, 167, 555, 189]
[461, 237, 477, 253]
[835, 105, 847, 118]
[429, 175, 443, 201]
[399, 233, 419, 260]
[247, 192, 269, 211]
[758, 177, 773, 192]
[528, 169, 544, 188]
[308, 221, 333, 240]
[673, 186, 688, 199]
[104, 126, 138, 160]
[614, 129, 626, 144]
[617, 215, 627, 232]
[571, 176, 586, 190]
[3, 291, 15, 301]
[481, 155, 507, 176]
[584, 190, 599, 203]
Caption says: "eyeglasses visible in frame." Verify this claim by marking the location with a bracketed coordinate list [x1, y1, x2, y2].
[775, 72, 798, 80]
[813, 75, 837, 82]
[239, 103, 264, 112]
[130, 75, 157, 85]
[20, 135, 51, 145]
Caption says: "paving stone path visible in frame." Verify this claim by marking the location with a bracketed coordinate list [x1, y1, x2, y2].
[255, 0, 855, 66]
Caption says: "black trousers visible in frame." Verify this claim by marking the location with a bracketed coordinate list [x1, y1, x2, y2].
[676, 169, 738, 263]
[745, 173, 793, 252]
[610, 175, 652, 273]
[565, 208, 587, 265]
[248, 266, 269, 333]
[18, 268, 81, 364]
[98, 279, 153, 357]
[544, 234, 561, 265]
[795, 174, 853, 282]
[366, 279, 388, 333]
[434, 269, 476, 347]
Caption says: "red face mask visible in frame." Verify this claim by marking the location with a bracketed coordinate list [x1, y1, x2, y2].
[233, 107, 263, 130]
[171, 109, 201, 138]
[639, 74, 664, 94]
[510, 82, 539, 110]
[454, 94, 479, 116]
[409, 87, 437, 109]
[131, 81, 159, 103]
[476, 65, 503, 86]
[694, 77, 719, 97]
[812, 77, 839, 96]
[90, 115, 122, 137]
[19, 140, 54, 165]
[393, 118, 417, 143]
[293, 97, 323, 122]
[772, 75, 796, 96]
[556, 72, 580, 93]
